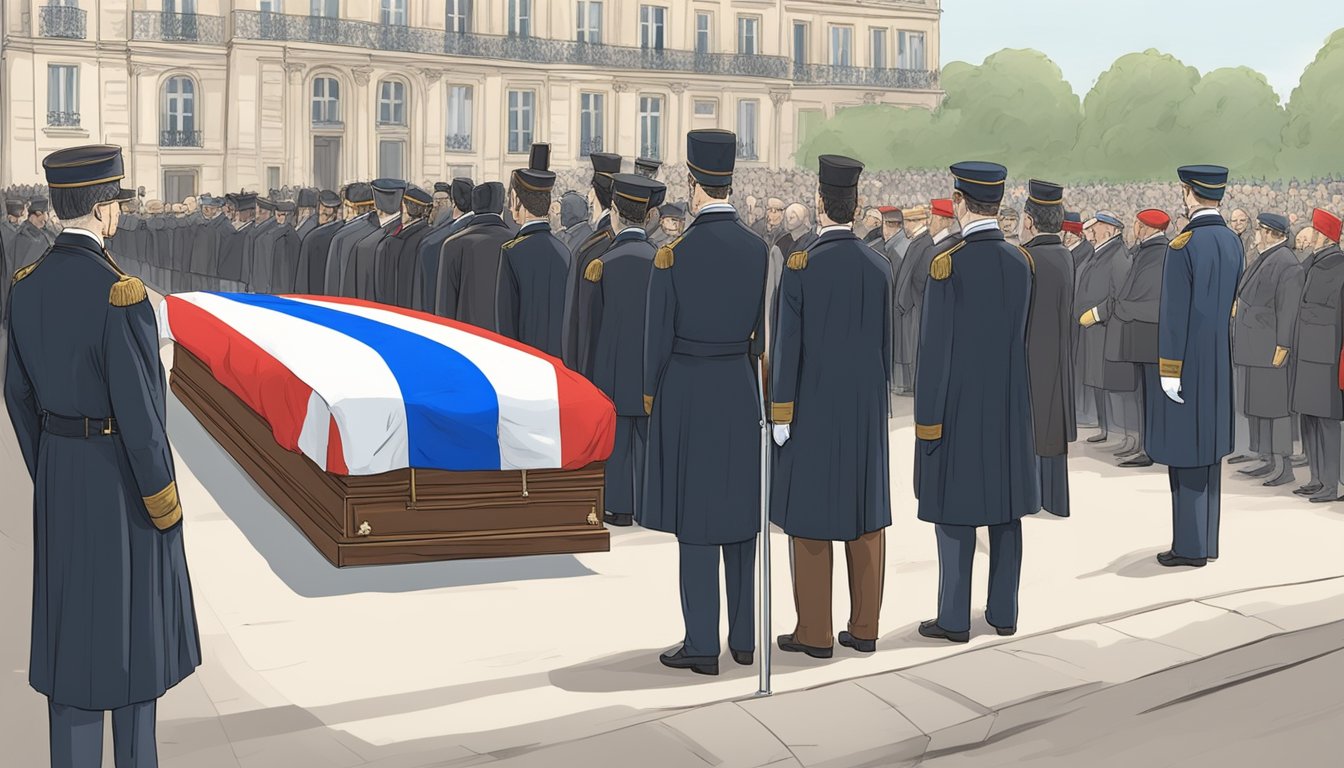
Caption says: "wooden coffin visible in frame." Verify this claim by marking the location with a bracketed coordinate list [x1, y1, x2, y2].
[169, 346, 609, 567]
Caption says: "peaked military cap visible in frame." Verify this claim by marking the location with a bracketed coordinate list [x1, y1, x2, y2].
[1062, 210, 1083, 234]
[275, 200, 296, 214]
[590, 152, 622, 191]
[634, 157, 662, 178]
[473, 181, 506, 215]
[950, 161, 1008, 204]
[686, 129, 737, 188]
[1094, 210, 1124, 229]
[257, 197, 277, 212]
[659, 202, 686, 219]
[5, 199, 24, 216]
[1027, 179, 1063, 206]
[198, 194, 219, 207]
[231, 192, 258, 211]
[879, 206, 903, 222]
[450, 177, 474, 209]
[296, 188, 318, 208]
[371, 178, 407, 194]
[514, 143, 557, 192]
[42, 144, 136, 202]
[344, 183, 373, 203]
[404, 185, 433, 206]
[1177, 165, 1229, 201]
[433, 181, 452, 194]
[318, 190, 341, 208]
[818, 154, 864, 189]
[1256, 212, 1288, 234]
[29, 198, 50, 213]
[611, 173, 666, 208]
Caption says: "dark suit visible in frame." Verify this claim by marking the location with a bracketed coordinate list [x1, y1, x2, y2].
[1105, 233, 1168, 458]
[344, 215, 399, 300]
[1076, 236, 1136, 439]
[1289, 244, 1344, 497]
[412, 213, 469, 311]
[1235, 242, 1303, 461]
[1024, 234, 1076, 516]
[1069, 238, 1097, 425]
[383, 217, 433, 308]
[434, 212, 512, 331]
[322, 212, 379, 296]
[243, 217, 277, 292]
[294, 218, 342, 295]
[497, 221, 571, 358]
[915, 224, 1036, 633]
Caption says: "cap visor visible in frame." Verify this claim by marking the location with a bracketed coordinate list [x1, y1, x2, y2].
[113, 187, 137, 202]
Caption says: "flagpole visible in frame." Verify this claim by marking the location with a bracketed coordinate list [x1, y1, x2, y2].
[756, 353, 772, 698]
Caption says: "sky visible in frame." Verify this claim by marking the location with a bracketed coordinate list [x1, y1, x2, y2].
[940, 0, 1344, 103]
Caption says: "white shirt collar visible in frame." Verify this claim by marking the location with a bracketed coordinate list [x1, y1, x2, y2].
[960, 218, 1000, 237]
[519, 219, 548, 233]
[379, 212, 401, 227]
[63, 227, 105, 249]
[1192, 208, 1221, 220]
[932, 227, 953, 244]
[818, 224, 851, 236]
[618, 226, 646, 237]
[908, 225, 928, 240]
[1142, 232, 1166, 245]
[696, 203, 736, 215]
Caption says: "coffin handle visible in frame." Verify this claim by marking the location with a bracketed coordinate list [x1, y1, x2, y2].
[521, 469, 529, 498]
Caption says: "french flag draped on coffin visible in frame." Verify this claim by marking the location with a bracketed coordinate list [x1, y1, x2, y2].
[158, 293, 616, 476]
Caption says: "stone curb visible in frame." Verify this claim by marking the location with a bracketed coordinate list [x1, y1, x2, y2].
[482, 575, 1344, 768]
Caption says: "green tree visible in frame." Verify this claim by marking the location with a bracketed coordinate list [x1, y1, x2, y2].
[1280, 28, 1344, 179]
[793, 104, 934, 170]
[1074, 49, 1200, 181]
[1174, 67, 1286, 178]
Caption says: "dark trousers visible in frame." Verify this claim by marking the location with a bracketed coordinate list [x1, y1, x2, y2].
[789, 530, 885, 648]
[1249, 416, 1291, 458]
[934, 521, 1022, 633]
[680, 539, 755, 657]
[1169, 464, 1222, 560]
[1090, 386, 1109, 433]
[50, 699, 157, 768]
[607, 415, 648, 518]
[1301, 416, 1342, 494]
[1037, 453, 1070, 517]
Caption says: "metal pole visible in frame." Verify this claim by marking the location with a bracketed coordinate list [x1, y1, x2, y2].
[755, 354, 772, 697]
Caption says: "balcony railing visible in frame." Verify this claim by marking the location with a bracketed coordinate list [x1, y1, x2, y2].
[445, 133, 473, 152]
[47, 110, 81, 127]
[792, 63, 939, 90]
[132, 12, 226, 44]
[160, 129, 203, 147]
[736, 140, 758, 161]
[579, 137, 604, 157]
[40, 5, 87, 39]
[640, 145, 662, 162]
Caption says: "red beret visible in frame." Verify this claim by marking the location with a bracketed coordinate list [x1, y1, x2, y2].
[1137, 209, 1170, 230]
[877, 206, 899, 214]
[930, 198, 954, 218]
[1061, 219, 1083, 235]
[1313, 208, 1341, 243]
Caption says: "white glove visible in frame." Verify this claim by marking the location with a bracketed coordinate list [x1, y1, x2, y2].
[772, 424, 791, 446]
[1160, 376, 1184, 404]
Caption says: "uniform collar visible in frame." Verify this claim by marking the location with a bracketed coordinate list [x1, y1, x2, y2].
[519, 219, 550, 235]
[698, 202, 737, 216]
[907, 224, 928, 240]
[932, 227, 954, 244]
[960, 218, 1000, 238]
[1141, 232, 1167, 245]
[818, 224, 852, 236]
[62, 227, 105, 250]
[1191, 207, 1221, 220]
[1024, 233, 1061, 247]
[615, 227, 648, 244]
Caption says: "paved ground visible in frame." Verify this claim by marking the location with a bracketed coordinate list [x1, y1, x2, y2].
[2, 316, 1343, 766]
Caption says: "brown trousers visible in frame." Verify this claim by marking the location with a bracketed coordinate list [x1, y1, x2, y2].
[791, 530, 886, 648]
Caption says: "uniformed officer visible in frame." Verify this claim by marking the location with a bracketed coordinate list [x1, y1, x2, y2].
[562, 152, 623, 373]
[497, 144, 572, 357]
[6, 144, 200, 768]
[265, 200, 302, 295]
[894, 198, 960, 386]
[1148, 165, 1243, 567]
[649, 202, 683, 248]
[321, 182, 378, 296]
[13, 197, 58, 272]
[412, 177, 474, 312]
[1064, 210, 1096, 427]
[376, 186, 433, 307]
[294, 188, 321, 240]
[916, 161, 1037, 642]
[644, 129, 767, 675]
[1077, 211, 1137, 450]
[1104, 208, 1171, 468]
[244, 196, 279, 293]
[435, 182, 512, 329]
[294, 190, 343, 295]
[1021, 180, 1077, 517]
[345, 178, 405, 300]
[769, 154, 892, 658]
[217, 192, 257, 290]
[582, 173, 665, 526]
[1289, 209, 1344, 503]
[1232, 213, 1303, 487]
[1, 199, 24, 259]
[431, 181, 455, 227]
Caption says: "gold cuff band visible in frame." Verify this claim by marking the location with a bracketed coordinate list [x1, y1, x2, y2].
[916, 423, 943, 440]
[643, 394, 654, 415]
[1159, 358, 1183, 377]
[143, 482, 182, 530]
[770, 402, 794, 424]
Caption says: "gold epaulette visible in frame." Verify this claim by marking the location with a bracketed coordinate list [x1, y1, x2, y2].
[1017, 245, 1035, 274]
[930, 241, 966, 281]
[655, 234, 683, 270]
[1170, 232, 1193, 250]
[786, 250, 808, 271]
[11, 261, 39, 285]
[501, 235, 526, 250]
[109, 275, 148, 307]
[584, 258, 604, 282]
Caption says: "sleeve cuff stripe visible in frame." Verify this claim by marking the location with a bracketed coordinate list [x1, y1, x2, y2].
[916, 424, 943, 440]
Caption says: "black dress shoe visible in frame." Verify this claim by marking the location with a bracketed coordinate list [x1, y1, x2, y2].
[603, 512, 633, 527]
[1294, 483, 1324, 496]
[1263, 468, 1297, 487]
[659, 647, 719, 675]
[1086, 432, 1109, 444]
[1239, 461, 1277, 478]
[1308, 491, 1341, 504]
[1119, 453, 1154, 467]
[991, 625, 1017, 637]
[838, 631, 876, 653]
[918, 620, 970, 643]
[731, 648, 753, 666]
[776, 634, 833, 659]
[1226, 454, 1258, 465]
[1156, 550, 1207, 568]
[1114, 438, 1139, 457]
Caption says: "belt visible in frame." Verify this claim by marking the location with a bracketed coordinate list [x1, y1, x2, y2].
[672, 338, 751, 358]
[41, 412, 119, 438]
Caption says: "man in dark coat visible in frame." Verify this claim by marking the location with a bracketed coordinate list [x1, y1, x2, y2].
[915, 161, 1037, 643]
[6, 145, 200, 768]
[413, 177, 473, 312]
[582, 174, 663, 526]
[1147, 165, 1243, 567]
[497, 145, 572, 358]
[770, 155, 892, 659]
[294, 188, 320, 241]
[243, 197, 278, 293]
[344, 178, 405, 300]
[562, 152, 622, 373]
[645, 130, 767, 676]
[434, 182, 512, 330]
[321, 183, 378, 295]
[431, 181, 455, 227]
[1, 199, 23, 260]
[1103, 209, 1171, 468]
[1021, 180, 1077, 517]
[1076, 212, 1136, 447]
[376, 186, 432, 306]
[891, 205, 930, 396]
[188, 195, 224, 291]
[264, 201, 302, 295]
[895, 199, 960, 384]
[1232, 213, 1303, 487]
[1064, 211, 1098, 429]
[557, 190, 594, 251]
[216, 192, 258, 289]
[13, 198, 58, 272]
[294, 190, 343, 295]
[1289, 209, 1344, 503]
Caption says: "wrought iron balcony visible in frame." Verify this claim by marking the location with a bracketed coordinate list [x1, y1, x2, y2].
[160, 129, 203, 147]
[40, 5, 87, 40]
[132, 12, 226, 44]
[792, 63, 939, 90]
[445, 133, 473, 152]
[640, 145, 662, 162]
[736, 140, 758, 161]
[579, 137, 604, 157]
[47, 110, 81, 127]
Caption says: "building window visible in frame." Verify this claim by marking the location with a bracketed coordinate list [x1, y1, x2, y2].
[446, 85, 473, 151]
[737, 16, 759, 55]
[695, 12, 711, 54]
[311, 0, 338, 17]
[311, 76, 341, 126]
[378, 141, 404, 179]
[380, 0, 407, 26]
[378, 80, 406, 126]
[446, 0, 472, 33]
[871, 28, 889, 69]
[267, 166, 281, 193]
[579, 92, 604, 156]
[639, 5, 665, 51]
[576, 0, 602, 43]
[736, 99, 758, 160]
[161, 76, 199, 146]
[639, 95, 663, 160]
[898, 30, 926, 69]
[507, 89, 535, 153]
[46, 64, 79, 127]
[693, 99, 716, 118]
[793, 21, 808, 66]
[830, 25, 853, 67]
[163, 168, 199, 203]
[509, 0, 531, 37]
